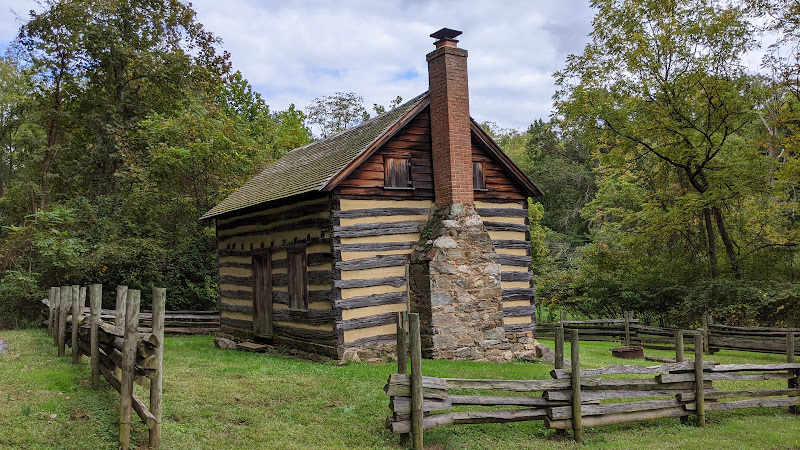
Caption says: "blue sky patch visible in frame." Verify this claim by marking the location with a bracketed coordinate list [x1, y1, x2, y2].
[395, 69, 418, 81]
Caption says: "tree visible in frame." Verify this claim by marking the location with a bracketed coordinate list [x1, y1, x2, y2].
[305, 92, 368, 138]
[0, 0, 307, 320]
[15, 0, 231, 211]
[524, 119, 595, 245]
[0, 57, 36, 201]
[555, 0, 757, 279]
[372, 95, 403, 116]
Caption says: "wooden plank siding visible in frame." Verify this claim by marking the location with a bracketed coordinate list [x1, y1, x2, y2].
[332, 198, 432, 349]
[475, 200, 535, 331]
[215, 195, 338, 355]
[334, 107, 434, 199]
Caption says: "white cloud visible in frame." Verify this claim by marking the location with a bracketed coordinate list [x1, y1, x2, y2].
[190, 0, 596, 129]
[0, 0, 597, 130]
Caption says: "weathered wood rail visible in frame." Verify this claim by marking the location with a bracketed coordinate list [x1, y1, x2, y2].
[537, 317, 642, 342]
[387, 312, 800, 448]
[44, 298, 219, 334]
[46, 284, 166, 449]
[537, 313, 696, 353]
[703, 316, 800, 356]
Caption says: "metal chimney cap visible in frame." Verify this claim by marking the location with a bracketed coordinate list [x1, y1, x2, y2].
[430, 28, 462, 41]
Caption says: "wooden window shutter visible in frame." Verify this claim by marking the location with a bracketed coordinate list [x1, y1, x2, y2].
[384, 154, 413, 189]
[473, 160, 486, 190]
[287, 244, 308, 309]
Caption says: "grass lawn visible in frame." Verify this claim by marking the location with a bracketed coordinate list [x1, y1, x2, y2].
[1, 329, 799, 449]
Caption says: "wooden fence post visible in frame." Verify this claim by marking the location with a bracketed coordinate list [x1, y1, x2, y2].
[71, 285, 81, 364]
[90, 284, 102, 390]
[52, 287, 61, 347]
[120, 289, 141, 450]
[570, 330, 583, 443]
[150, 287, 166, 448]
[395, 311, 409, 447]
[624, 311, 631, 347]
[80, 285, 87, 311]
[115, 285, 128, 328]
[676, 328, 690, 423]
[396, 311, 408, 375]
[788, 332, 798, 415]
[115, 285, 128, 379]
[555, 323, 565, 370]
[694, 332, 705, 427]
[409, 312, 423, 450]
[701, 315, 711, 354]
[47, 287, 55, 336]
[58, 286, 70, 357]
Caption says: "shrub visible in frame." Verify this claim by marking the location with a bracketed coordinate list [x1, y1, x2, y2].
[666, 279, 800, 328]
[0, 270, 44, 328]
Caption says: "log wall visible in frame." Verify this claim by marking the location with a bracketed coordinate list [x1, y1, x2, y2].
[215, 195, 337, 354]
[475, 200, 535, 331]
[332, 198, 432, 350]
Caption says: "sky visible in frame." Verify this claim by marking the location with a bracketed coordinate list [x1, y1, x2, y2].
[0, 0, 597, 131]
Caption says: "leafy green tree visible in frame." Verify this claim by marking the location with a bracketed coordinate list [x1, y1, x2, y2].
[0, 0, 313, 323]
[0, 58, 36, 200]
[372, 95, 403, 116]
[543, 0, 800, 323]
[555, 0, 757, 279]
[525, 119, 595, 246]
[305, 92, 368, 138]
[270, 104, 311, 157]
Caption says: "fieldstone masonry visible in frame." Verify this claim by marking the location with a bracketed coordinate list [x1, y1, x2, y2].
[409, 203, 535, 362]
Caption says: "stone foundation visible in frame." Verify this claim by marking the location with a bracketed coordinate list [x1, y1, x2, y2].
[408, 203, 535, 361]
[340, 343, 399, 362]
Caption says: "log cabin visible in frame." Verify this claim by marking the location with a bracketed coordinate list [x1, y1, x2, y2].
[201, 28, 543, 360]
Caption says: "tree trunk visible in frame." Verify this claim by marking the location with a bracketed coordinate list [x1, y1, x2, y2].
[703, 208, 719, 279]
[40, 57, 67, 212]
[712, 206, 742, 279]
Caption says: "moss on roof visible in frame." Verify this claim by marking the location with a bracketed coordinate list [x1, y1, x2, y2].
[201, 92, 429, 220]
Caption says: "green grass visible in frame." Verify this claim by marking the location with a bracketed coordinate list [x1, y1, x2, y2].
[1, 330, 799, 449]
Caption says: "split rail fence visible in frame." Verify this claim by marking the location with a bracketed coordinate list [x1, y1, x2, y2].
[538, 312, 800, 357]
[537, 313, 696, 353]
[702, 315, 800, 357]
[44, 297, 219, 335]
[45, 284, 166, 450]
[386, 312, 800, 448]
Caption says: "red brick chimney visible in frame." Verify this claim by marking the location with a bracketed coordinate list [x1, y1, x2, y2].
[427, 28, 473, 205]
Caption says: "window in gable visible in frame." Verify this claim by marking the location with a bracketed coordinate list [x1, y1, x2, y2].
[287, 244, 308, 310]
[473, 159, 487, 191]
[384, 153, 413, 189]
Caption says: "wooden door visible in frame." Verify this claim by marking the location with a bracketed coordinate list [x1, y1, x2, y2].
[252, 252, 272, 336]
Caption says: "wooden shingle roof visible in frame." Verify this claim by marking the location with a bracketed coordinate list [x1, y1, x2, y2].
[200, 92, 430, 220]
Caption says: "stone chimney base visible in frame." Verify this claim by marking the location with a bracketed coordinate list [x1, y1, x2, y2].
[408, 203, 536, 361]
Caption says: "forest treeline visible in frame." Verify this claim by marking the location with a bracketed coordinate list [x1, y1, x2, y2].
[0, 0, 311, 323]
[497, 0, 800, 326]
[1, 0, 798, 328]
